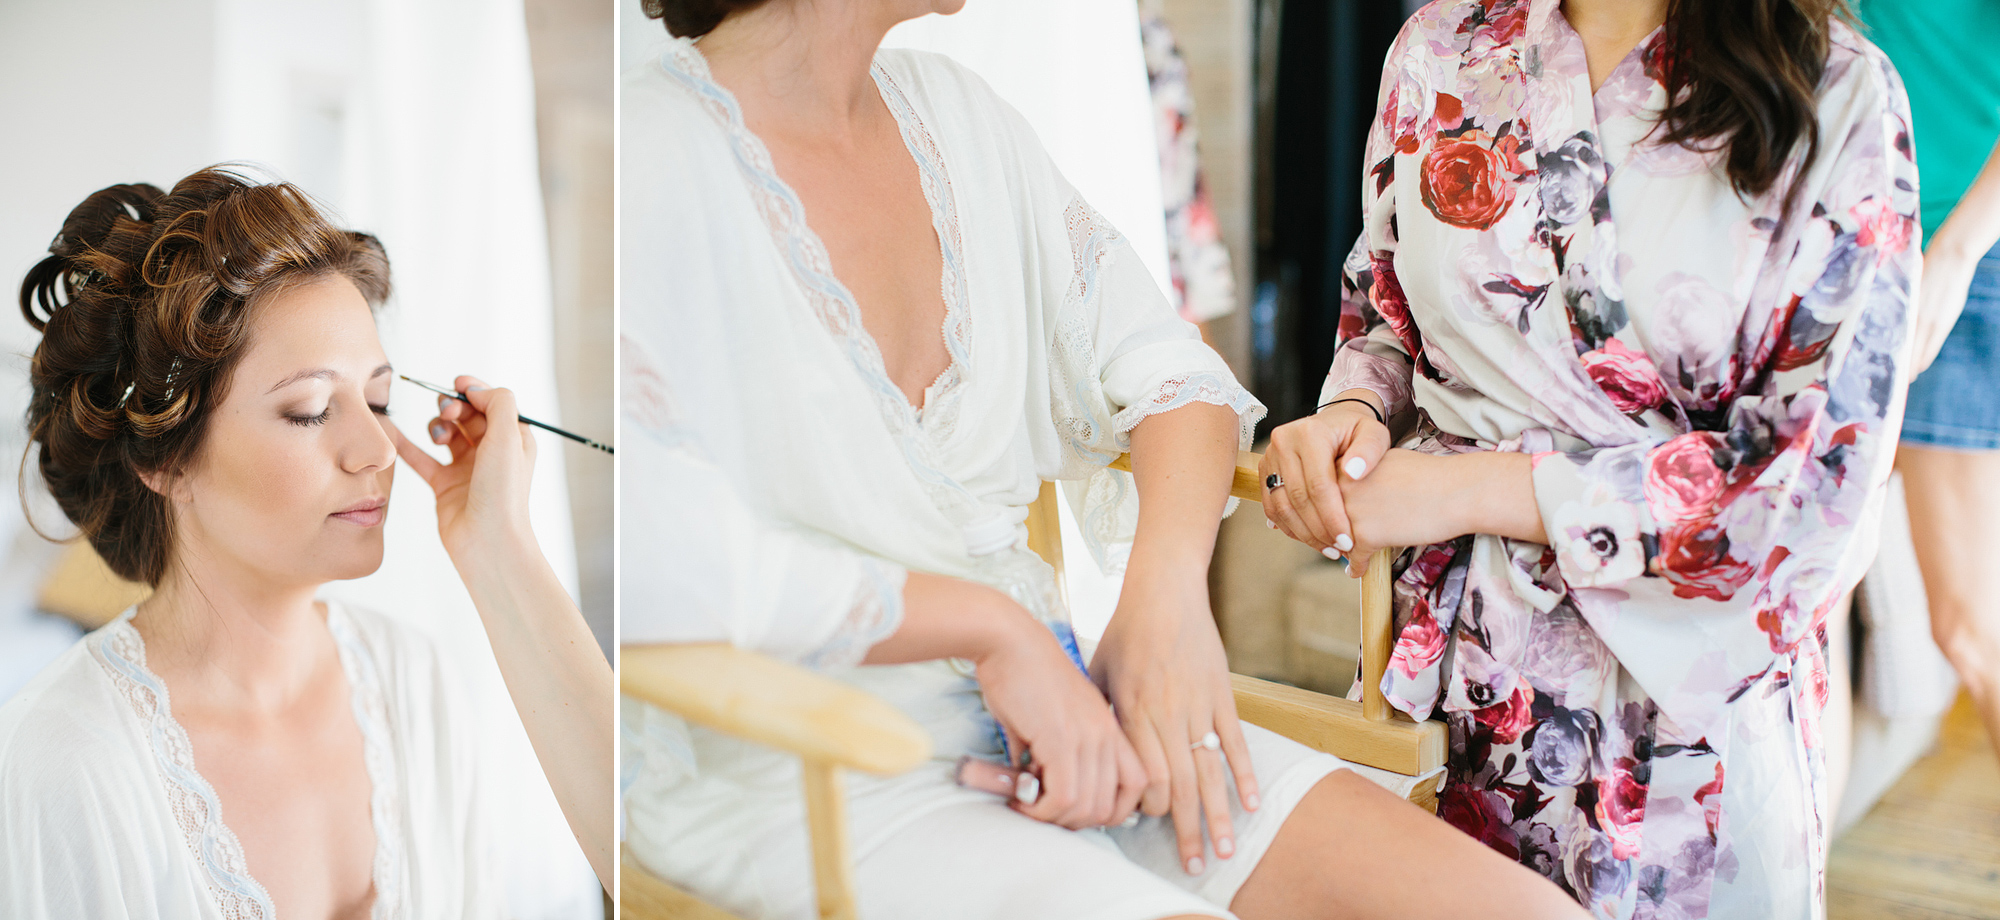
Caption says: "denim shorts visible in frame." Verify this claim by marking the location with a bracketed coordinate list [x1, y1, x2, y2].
[1903, 240, 2000, 450]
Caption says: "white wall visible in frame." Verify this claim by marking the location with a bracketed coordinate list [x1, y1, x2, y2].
[0, 1, 598, 915]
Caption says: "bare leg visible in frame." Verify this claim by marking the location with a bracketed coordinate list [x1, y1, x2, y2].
[1897, 445, 2000, 761]
[1229, 770, 1588, 920]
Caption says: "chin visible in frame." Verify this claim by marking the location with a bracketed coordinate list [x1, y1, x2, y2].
[327, 538, 388, 581]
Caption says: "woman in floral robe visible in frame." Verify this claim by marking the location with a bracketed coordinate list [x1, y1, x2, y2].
[1261, 1, 1918, 917]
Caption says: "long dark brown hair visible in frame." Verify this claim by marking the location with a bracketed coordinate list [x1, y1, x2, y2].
[1655, 0, 1854, 207]
[642, 0, 772, 38]
[18, 167, 392, 585]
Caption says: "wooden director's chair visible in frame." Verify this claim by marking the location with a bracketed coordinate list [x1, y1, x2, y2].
[620, 451, 1447, 920]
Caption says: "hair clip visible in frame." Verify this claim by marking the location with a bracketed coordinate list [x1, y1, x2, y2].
[161, 358, 184, 404]
[117, 382, 136, 409]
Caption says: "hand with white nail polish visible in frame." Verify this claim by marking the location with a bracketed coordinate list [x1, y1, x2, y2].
[1258, 390, 1391, 564]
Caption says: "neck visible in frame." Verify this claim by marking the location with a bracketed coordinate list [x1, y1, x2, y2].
[1561, 0, 1669, 43]
[697, 0, 905, 140]
[133, 547, 331, 715]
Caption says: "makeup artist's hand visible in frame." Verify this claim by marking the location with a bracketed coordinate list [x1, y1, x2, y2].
[1091, 564, 1257, 876]
[389, 374, 538, 560]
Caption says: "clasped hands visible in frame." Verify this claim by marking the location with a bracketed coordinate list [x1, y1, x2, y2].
[1258, 398, 1542, 576]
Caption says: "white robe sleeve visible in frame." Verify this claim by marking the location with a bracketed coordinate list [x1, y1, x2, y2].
[619, 336, 907, 669]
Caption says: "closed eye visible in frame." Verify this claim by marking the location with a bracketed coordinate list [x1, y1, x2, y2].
[287, 408, 331, 427]
[370, 404, 391, 417]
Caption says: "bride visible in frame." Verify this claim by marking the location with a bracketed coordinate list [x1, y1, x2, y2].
[0, 168, 610, 918]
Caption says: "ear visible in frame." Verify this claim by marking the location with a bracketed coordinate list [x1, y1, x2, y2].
[134, 465, 187, 503]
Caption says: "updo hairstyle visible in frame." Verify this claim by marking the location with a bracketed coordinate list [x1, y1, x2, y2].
[642, 0, 773, 38]
[18, 167, 392, 586]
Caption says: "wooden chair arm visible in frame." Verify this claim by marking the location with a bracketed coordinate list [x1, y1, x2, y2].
[621, 643, 931, 776]
[1230, 674, 1446, 776]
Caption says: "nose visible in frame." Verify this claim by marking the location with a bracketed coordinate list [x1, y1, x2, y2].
[340, 397, 398, 475]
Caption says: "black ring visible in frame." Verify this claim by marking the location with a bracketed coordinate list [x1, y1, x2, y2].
[1265, 473, 1283, 491]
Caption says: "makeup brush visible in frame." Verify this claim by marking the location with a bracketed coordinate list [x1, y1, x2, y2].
[399, 375, 613, 455]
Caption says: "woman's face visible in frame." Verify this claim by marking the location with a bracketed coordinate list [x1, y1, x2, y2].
[165, 275, 396, 589]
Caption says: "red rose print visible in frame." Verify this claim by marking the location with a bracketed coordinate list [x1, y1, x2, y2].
[1657, 519, 1756, 601]
[1434, 92, 1464, 127]
[1580, 337, 1668, 414]
[1473, 680, 1537, 744]
[1392, 607, 1447, 679]
[1694, 762, 1725, 838]
[1595, 757, 1648, 860]
[1643, 434, 1726, 523]
[1438, 782, 1520, 860]
[1420, 136, 1516, 230]
[1851, 196, 1911, 261]
[1475, 0, 1529, 45]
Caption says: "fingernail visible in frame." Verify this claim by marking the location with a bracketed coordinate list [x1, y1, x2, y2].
[1185, 856, 1204, 875]
[1265, 518, 1276, 529]
[1245, 792, 1261, 810]
[1120, 812, 1141, 829]
[467, 384, 489, 392]
[1334, 533, 1354, 552]
[429, 421, 449, 443]
[1321, 547, 1343, 561]
[1345, 457, 1367, 478]
[438, 394, 452, 411]
[1217, 837, 1235, 859]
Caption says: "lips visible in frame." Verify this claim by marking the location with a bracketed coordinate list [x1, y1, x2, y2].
[331, 498, 388, 527]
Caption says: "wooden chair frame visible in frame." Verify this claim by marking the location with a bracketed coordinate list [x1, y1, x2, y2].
[620, 452, 1444, 920]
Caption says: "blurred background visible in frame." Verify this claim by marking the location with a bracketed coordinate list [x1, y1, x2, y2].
[0, 0, 610, 915]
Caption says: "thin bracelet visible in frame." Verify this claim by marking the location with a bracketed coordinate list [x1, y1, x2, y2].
[1315, 396, 1384, 425]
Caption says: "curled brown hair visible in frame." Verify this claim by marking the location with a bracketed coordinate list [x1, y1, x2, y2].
[18, 166, 392, 586]
[641, 0, 772, 38]
[1656, 0, 1854, 207]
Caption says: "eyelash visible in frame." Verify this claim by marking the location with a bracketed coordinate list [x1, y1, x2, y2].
[286, 404, 391, 427]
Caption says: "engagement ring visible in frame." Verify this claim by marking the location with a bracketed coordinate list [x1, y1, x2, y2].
[1191, 731, 1221, 752]
[1264, 473, 1283, 491]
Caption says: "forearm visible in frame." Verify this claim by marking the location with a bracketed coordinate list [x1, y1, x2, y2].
[863, 571, 1035, 666]
[1125, 401, 1239, 573]
[1932, 136, 2000, 260]
[1452, 451, 1548, 545]
[459, 534, 613, 890]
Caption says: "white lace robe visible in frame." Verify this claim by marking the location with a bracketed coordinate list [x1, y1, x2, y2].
[619, 40, 1289, 920]
[0, 604, 495, 920]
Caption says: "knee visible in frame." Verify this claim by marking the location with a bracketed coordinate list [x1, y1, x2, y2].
[1931, 604, 2000, 692]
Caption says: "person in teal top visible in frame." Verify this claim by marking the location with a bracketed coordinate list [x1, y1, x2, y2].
[1858, 0, 2000, 762]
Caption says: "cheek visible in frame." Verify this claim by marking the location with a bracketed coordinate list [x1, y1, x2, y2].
[191, 422, 337, 536]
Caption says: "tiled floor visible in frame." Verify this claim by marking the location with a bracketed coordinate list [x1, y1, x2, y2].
[1829, 693, 2000, 918]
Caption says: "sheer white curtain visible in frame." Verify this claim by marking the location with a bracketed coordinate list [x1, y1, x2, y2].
[0, 1, 597, 915]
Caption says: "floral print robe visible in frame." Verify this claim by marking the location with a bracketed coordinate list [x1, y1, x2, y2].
[1324, 3, 1918, 917]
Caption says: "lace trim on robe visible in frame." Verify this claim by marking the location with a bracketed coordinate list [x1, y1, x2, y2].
[327, 608, 404, 919]
[656, 40, 987, 529]
[1050, 199, 1262, 573]
[800, 562, 909, 671]
[875, 65, 975, 445]
[89, 610, 399, 920]
[91, 619, 274, 920]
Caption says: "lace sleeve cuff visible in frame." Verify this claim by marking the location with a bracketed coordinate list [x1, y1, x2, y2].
[1320, 338, 1414, 418]
[799, 561, 908, 670]
[1110, 370, 1267, 449]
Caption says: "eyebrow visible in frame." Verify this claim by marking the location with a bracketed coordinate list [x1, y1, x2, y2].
[267, 363, 394, 394]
